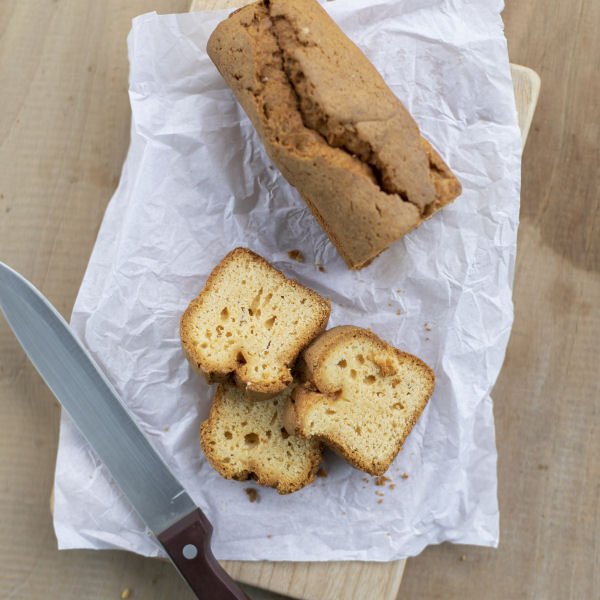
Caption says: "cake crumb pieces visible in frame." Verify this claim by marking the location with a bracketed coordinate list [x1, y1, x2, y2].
[396, 309, 402, 315]
[389, 484, 396, 490]
[245, 488, 259, 502]
[402, 473, 409, 479]
[288, 249, 304, 262]
[267, 534, 272, 539]
[460, 555, 467, 561]
[121, 589, 131, 599]
[375, 491, 385, 497]
[377, 499, 383, 504]
[316, 467, 328, 478]
[425, 326, 431, 331]
[362, 477, 370, 483]
[318, 265, 325, 272]
[375, 475, 391, 486]
[164, 426, 169, 431]
[425, 337, 430, 341]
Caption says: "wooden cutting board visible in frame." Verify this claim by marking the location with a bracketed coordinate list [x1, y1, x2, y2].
[42, 52, 538, 600]
[189, 1, 540, 599]
[0, 0, 539, 597]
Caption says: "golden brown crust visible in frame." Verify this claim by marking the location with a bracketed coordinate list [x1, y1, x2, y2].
[207, 0, 462, 269]
[284, 326, 435, 475]
[201, 384, 323, 494]
[180, 247, 330, 400]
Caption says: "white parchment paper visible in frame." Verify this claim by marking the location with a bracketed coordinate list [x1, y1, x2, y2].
[53, 0, 521, 561]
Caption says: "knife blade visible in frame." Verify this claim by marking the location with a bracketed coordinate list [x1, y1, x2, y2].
[0, 262, 250, 600]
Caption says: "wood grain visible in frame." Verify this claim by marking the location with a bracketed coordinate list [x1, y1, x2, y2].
[509, 65, 540, 147]
[0, 2, 197, 599]
[223, 560, 405, 600]
[1, 1, 596, 600]
[398, 0, 600, 599]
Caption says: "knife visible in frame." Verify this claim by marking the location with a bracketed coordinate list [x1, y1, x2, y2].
[0, 262, 250, 600]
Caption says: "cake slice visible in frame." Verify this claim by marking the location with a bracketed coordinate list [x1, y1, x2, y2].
[283, 326, 434, 475]
[180, 247, 330, 399]
[201, 384, 323, 494]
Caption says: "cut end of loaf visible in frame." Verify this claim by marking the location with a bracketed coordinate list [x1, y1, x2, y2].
[201, 384, 322, 494]
[285, 326, 434, 475]
[180, 247, 330, 398]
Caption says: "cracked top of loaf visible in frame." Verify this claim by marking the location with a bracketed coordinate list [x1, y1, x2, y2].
[207, 0, 462, 269]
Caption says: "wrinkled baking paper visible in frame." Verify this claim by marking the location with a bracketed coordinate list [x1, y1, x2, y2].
[53, 0, 520, 561]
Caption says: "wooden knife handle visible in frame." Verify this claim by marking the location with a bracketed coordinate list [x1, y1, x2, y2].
[157, 508, 251, 600]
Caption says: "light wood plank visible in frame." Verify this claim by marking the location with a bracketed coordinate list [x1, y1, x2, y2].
[191, 0, 254, 9]
[509, 64, 541, 147]
[2, 1, 570, 600]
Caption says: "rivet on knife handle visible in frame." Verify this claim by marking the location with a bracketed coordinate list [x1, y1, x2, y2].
[158, 508, 251, 600]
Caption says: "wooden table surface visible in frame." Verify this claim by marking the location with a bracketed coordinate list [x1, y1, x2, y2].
[0, 1, 598, 599]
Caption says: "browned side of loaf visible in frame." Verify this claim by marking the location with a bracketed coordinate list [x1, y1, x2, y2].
[207, 0, 462, 269]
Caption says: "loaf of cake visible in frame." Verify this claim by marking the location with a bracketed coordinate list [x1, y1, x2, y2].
[207, 0, 462, 269]
[180, 247, 330, 399]
[283, 326, 434, 475]
[201, 384, 323, 494]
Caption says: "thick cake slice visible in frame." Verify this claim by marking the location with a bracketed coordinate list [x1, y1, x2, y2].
[283, 326, 434, 475]
[201, 384, 323, 494]
[181, 247, 330, 399]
